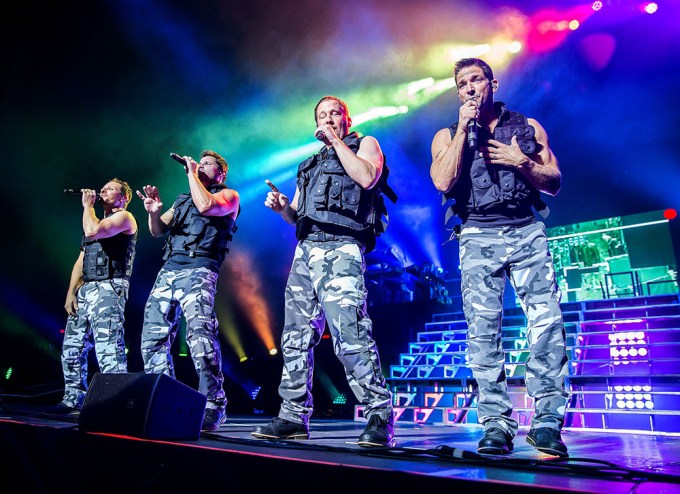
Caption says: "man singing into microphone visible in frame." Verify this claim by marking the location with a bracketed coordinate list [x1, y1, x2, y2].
[44, 179, 137, 416]
[251, 96, 396, 447]
[136, 150, 240, 432]
[430, 58, 569, 457]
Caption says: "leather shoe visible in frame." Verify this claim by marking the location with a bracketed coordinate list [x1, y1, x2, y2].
[477, 426, 513, 455]
[526, 427, 568, 458]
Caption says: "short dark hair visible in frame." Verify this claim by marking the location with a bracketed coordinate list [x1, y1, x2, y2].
[313, 96, 350, 124]
[110, 177, 132, 207]
[454, 58, 494, 82]
[201, 150, 228, 180]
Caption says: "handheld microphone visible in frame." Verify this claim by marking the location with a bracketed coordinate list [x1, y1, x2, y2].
[467, 119, 477, 150]
[465, 96, 478, 150]
[170, 152, 187, 165]
[63, 189, 101, 202]
[315, 130, 326, 142]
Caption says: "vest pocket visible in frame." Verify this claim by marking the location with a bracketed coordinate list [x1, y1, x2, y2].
[313, 174, 331, 209]
[339, 175, 360, 214]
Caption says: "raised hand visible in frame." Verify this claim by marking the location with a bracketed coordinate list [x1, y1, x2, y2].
[136, 185, 164, 214]
[264, 179, 289, 213]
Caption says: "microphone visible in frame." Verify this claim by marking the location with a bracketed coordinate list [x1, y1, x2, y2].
[63, 189, 101, 202]
[467, 119, 477, 150]
[170, 152, 187, 165]
[315, 130, 326, 142]
[465, 96, 478, 150]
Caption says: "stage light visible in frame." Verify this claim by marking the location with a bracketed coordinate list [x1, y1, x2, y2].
[592, 1, 603, 11]
[664, 208, 677, 220]
[333, 393, 347, 405]
[407, 77, 434, 95]
[4, 367, 12, 380]
[269, 348, 278, 356]
[508, 41, 522, 54]
[568, 20, 580, 30]
[240, 356, 248, 363]
[642, 2, 658, 14]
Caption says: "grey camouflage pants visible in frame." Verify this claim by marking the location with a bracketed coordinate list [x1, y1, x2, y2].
[459, 221, 568, 436]
[278, 238, 393, 426]
[61, 279, 129, 408]
[141, 267, 226, 412]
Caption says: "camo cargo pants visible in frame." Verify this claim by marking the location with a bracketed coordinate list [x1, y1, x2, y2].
[459, 221, 568, 437]
[141, 266, 226, 412]
[61, 279, 129, 408]
[278, 237, 393, 426]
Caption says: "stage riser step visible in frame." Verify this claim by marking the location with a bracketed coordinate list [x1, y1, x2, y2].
[389, 293, 680, 435]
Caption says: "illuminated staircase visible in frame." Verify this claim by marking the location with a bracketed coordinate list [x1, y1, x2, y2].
[356, 293, 680, 435]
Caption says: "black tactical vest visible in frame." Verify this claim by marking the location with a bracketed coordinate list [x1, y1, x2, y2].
[81, 219, 137, 282]
[444, 102, 546, 224]
[295, 132, 397, 252]
[163, 183, 238, 267]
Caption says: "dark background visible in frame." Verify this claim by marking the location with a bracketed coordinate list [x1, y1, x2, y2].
[2, 0, 679, 416]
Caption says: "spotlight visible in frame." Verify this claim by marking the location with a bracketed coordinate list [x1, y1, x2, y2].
[592, 1, 603, 11]
[269, 348, 278, 356]
[641, 2, 658, 14]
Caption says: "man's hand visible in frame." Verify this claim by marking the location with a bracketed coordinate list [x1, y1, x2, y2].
[481, 136, 529, 169]
[64, 291, 78, 316]
[136, 185, 164, 214]
[313, 124, 340, 145]
[264, 179, 289, 213]
[81, 189, 98, 208]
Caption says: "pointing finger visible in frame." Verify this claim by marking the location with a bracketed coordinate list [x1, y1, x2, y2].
[265, 179, 279, 193]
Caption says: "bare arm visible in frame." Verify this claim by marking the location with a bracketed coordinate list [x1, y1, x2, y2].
[187, 172, 240, 218]
[430, 126, 468, 193]
[83, 208, 137, 240]
[333, 135, 384, 189]
[64, 251, 85, 316]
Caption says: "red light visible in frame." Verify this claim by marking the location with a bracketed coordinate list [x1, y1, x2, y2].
[663, 209, 677, 220]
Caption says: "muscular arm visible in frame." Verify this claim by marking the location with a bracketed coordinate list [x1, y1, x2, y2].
[83, 208, 138, 240]
[333, 135, 384, 189]
[148, 209, 171, 236]
[281, 187, 300, 225]
[188, 173, 240, 218]
[64, 251, 85, 316]
[430, 126, 467, 193]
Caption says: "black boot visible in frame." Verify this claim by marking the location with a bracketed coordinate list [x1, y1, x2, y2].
[477, 427, 513, 455]
[526, 428, 568, 458]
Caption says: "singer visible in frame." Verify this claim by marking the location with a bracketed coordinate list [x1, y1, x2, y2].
[136, 150, 240, 433]
[252, 95, 397, 448]
[429, 58, 568, 458]
[42, 179, 138, 417]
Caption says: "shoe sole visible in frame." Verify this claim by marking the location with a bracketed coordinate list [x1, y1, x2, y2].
[251, 432, 310, 440]
[356, 439, 395, 448]
[526, 436, 568, 458]
[40, 410, 80, 417]
[477, 446, 511, 455]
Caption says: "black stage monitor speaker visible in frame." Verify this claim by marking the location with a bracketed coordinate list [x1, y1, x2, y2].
[79, 372, 207, 441]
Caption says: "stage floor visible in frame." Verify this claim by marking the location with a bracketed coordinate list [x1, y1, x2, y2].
[1, 405, 679, 493]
